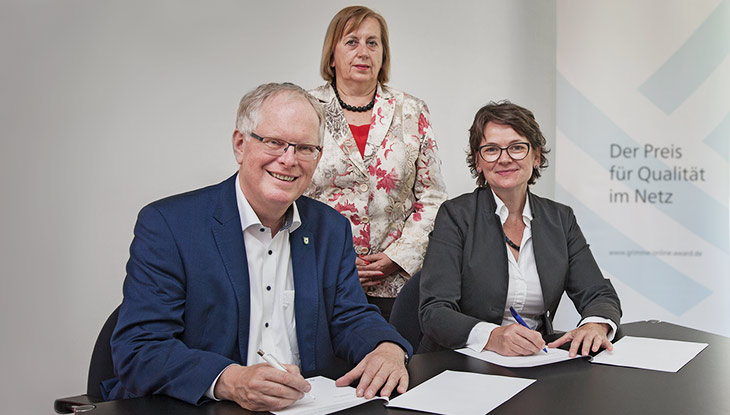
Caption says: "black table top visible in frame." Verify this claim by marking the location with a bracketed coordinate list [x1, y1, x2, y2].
[64, 321, 730, 415]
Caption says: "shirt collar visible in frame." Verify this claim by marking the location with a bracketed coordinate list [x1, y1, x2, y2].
[234, 173, 301, 233]
[491, 189, 533, 227]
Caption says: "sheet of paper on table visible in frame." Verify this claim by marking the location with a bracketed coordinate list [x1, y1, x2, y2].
[456, 346, 582, 367]
[271, 376, 386, 415]
[590, 335, 708, 372]
[386, 370, 535, 415]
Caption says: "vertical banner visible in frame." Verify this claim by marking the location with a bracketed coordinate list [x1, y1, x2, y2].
[556, 1, 730, 335]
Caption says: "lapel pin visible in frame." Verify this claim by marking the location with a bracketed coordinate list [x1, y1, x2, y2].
[303, 237, 309, 245]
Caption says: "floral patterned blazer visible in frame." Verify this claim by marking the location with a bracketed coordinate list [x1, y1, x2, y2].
[306, 83, 448, 298]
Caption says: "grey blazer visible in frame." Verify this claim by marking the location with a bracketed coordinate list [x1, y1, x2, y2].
[419, 186, 621, 352]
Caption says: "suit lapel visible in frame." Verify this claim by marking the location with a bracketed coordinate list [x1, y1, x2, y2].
[212, 175, 251, 364]
[362, 84, 394, 165]
[528, 192, 563, 321]
[320, 85, 368, 177]
[290, 212, 318, 372]
[318, 84, 396, 177]
[480, 187, 511, 318]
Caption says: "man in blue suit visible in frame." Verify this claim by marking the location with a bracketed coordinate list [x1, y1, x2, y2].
[105, 83, 412, 412]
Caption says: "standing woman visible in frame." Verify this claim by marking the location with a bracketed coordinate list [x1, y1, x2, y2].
[306, 6, 447, 320]
[419, 101, 621, 357]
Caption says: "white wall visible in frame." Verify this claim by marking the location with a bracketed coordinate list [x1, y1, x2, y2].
[0, 1, 556, 413]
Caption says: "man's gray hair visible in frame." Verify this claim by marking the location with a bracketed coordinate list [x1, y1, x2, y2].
[235, 82, 326, 146]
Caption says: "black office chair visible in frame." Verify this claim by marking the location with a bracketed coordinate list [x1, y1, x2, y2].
[389, 271, 422, 353]
[54, 305, 120, 414]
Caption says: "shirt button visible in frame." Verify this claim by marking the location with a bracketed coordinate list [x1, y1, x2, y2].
[359, 183, 369, 192]
[265, 322, 269, 328]
[268, 250, 272, 255]
[260, 228, 265, 232]
[361, 216, 369, 224]
[359, 247, 370, 255]
[266, 286, 271, 291]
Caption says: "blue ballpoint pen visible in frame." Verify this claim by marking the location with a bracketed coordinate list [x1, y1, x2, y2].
[509, 306, 548, 353]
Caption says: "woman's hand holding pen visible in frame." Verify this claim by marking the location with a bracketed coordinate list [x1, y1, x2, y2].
[485, 324, 547, 356]
[356, 253, 402, 287]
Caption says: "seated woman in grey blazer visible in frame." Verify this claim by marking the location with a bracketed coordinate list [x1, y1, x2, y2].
[419, 101, 621, 357]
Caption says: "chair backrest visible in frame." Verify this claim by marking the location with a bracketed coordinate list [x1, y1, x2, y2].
[389, 271, 422, 353]
[86, 305, 120, 398]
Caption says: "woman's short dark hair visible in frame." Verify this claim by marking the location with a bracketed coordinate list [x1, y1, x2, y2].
[466, 100, 550, 187]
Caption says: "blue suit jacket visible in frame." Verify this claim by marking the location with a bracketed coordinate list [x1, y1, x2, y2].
[104, 175, 411, 404]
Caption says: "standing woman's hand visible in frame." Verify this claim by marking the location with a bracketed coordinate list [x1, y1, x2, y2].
[356, 253, 402, 287]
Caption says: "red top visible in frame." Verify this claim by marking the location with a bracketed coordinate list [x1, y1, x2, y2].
[349, 124, 370, 157]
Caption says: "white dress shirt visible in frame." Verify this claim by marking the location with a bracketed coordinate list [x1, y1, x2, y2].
[466, 190, 615, 352]
[206, 174, 301, 399]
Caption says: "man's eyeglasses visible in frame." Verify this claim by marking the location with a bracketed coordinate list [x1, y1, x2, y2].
[478, 142, 530, 162]
[249, 132, 322, 160]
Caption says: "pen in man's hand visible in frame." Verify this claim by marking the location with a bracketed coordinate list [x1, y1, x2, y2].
[509, 306, 548, 353]
[257, 349, 287, 371]
[257, 349, 315, 400]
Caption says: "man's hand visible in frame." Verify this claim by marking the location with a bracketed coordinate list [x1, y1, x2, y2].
[335, 342, 409, 399]
[214, 363, 311, 412]
[485, 323, 546, 356]
[548, 322, 612, 357]
[356, 253, 402, 287]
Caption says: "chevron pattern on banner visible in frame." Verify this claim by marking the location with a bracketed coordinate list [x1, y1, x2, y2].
[556, 1, 729, 330]
[704, 113, 730, 162]
[556, 184, 711, 315]
[557, 73, 728, 253]
[638, 0, 729, 115]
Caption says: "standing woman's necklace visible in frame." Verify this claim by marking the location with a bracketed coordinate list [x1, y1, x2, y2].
[331, 80, 376, 112]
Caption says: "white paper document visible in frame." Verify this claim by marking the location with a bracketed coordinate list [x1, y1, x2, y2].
[387, 370, 534, 415]
[456, 346, 582, 367]
[271, 376, 386, 415]
[591, 336, 708, 372]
